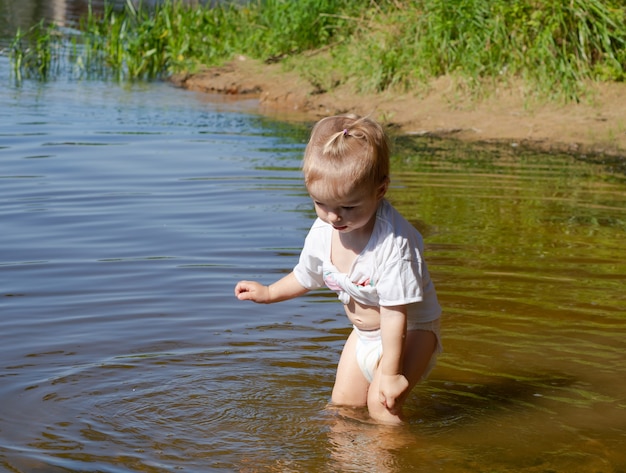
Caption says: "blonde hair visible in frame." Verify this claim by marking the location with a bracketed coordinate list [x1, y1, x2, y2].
[302, 114, 389, 199]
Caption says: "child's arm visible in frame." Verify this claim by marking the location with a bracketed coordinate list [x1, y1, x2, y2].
[235, 272, 309, 304]
[378, 305, 409, 413]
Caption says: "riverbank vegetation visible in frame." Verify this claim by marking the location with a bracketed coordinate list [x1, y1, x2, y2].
[7, 0, 626, 101]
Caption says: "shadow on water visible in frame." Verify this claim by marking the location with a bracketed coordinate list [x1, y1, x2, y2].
[420, 372, 580, 425]
[394, 133, 626, 177]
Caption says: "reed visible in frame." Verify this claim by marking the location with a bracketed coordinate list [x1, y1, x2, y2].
[9, 21, 65, 81]
[7, 0, 626, 101]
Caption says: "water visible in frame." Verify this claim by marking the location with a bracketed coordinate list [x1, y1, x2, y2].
[0, 0, 218, 41]
[2, 13, 626, 473]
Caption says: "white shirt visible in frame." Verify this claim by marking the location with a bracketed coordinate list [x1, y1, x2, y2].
[293, 199, 441, 323]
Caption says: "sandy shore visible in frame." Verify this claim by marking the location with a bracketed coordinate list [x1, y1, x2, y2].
[171, 56, 626, 159]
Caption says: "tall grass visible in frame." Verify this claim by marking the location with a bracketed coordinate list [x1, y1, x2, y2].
[322, 0, 626, 100]
[6, 0, 626, 101]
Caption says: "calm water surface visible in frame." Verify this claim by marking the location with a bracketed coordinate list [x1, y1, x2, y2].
[2, 53, 626, 472]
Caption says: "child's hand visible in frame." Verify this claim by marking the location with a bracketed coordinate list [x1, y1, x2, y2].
[234, 280, 270, 303]
[378, 374, 409, 414]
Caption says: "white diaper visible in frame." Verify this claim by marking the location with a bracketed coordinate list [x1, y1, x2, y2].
[354, 326, 383, 383]
[353, 318, 442, 383]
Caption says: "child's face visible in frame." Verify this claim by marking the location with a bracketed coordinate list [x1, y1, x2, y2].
[308, 181, 386, 235]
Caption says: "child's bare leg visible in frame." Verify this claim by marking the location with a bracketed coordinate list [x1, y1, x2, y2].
[367, 329, 437, 424]
[331, 329, 370, 407]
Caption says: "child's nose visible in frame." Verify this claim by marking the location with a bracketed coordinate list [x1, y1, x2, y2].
[328, 210, 342, 222]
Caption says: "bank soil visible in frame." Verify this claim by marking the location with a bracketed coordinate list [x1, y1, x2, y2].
[171, 56, 626, 160]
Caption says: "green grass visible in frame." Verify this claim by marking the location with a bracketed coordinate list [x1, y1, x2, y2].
[6, 0, 626, 102]
[308, 0, 626, 100]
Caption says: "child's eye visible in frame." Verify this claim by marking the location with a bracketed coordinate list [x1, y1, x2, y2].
[341, 206, 355, 211]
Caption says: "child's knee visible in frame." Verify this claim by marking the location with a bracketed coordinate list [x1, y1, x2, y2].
[331, 383, 368, 407]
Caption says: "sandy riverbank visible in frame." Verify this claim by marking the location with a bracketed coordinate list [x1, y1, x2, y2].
[171, 56, 626, 159]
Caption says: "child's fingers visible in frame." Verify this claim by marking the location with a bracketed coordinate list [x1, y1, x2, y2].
[379, 391, 392, 409]
[379, 387, 402, 414]
[237, 292, 252, 301]
[234, 282, 243, 296]
[235, 281, 263, 301]
[234, 281, 253, 297]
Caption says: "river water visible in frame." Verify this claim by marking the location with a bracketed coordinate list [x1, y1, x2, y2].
[2, 7, 626, 473]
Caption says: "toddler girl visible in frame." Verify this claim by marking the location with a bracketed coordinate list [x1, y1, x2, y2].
[235, 114, 442, 424]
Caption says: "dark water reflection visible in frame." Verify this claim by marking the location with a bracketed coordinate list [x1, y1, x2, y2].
[2, 54, 626, 472]
[0, 0, 217, 41]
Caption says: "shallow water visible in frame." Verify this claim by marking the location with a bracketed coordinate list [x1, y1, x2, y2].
[2, 45, 626, 473]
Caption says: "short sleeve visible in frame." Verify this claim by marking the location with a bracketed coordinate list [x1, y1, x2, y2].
[292, 221, 326, 290]
[376, 255, 424, 306]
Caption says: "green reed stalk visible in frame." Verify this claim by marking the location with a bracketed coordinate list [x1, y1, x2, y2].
[9, 21, 63, 81]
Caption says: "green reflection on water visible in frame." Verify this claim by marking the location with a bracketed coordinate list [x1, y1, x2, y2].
[380, 136, 626, 472]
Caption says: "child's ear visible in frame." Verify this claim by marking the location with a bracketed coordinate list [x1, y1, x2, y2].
[377, 177, 389, 199]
